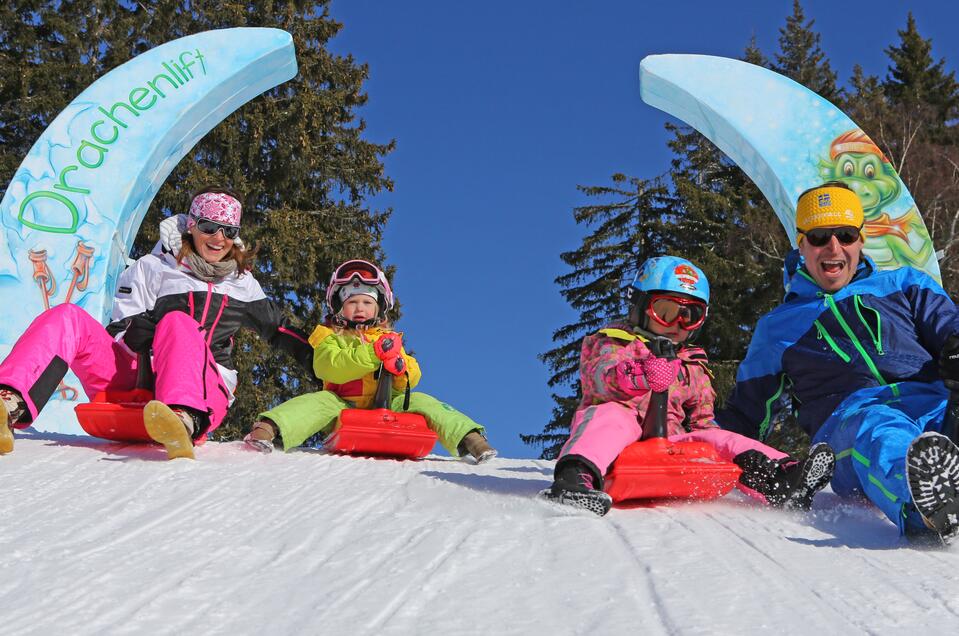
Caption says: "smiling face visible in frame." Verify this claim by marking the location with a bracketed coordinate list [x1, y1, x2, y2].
[799, 227, 863, 292]
[341, 295, 379, 323]
[188, 225, 232, 263]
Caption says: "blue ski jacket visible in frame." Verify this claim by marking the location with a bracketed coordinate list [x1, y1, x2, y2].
[716, 250, 959, 440]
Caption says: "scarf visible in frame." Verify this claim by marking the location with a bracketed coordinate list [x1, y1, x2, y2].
[185, 251, 238, 281]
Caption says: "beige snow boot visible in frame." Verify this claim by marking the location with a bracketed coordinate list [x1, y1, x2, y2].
[458, 430, 497, 464]
[144, 400, 196, 460]
[0, 387, 27, 455]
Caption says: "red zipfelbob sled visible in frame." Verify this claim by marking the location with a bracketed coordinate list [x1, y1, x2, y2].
[74, 354, 156, 442]
[602, 338, 742, 504]
[324, 366, 436, 459]
[75, 387, 155, 442]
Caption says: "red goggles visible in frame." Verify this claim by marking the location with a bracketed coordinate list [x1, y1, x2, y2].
[645, 294, 708, 330]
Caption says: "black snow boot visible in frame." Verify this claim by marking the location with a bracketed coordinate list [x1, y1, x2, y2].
[542, 458, 612, 517]
[906, 432, 959, 544]
[735, 442, 835, 510]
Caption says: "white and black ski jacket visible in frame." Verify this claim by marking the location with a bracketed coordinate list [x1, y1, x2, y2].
[106, 252, 311, 394]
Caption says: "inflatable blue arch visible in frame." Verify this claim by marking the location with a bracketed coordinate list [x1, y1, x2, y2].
[0, 28, 297, 434]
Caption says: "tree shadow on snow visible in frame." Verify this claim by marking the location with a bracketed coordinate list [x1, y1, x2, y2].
[421, 470, 550, 497]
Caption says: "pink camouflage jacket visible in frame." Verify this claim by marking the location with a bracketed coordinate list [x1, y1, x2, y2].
[578, 323, 718, 437]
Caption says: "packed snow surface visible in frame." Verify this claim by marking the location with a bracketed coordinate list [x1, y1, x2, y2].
[3, 433, 959, 635]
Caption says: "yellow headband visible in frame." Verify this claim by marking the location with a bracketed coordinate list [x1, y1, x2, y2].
[796, 185, 864, 237]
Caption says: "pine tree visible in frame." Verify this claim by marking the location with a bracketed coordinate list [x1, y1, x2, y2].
[0, 1, 395, 439]
[743, 34, 767, 68]
[521, 176, 673, 459]
[772, 0, 838, 101]
[884, 12, 959, 124]
[879, 14, 959, 292]
[0, 3, 139, 181]
[840, 14, 959, 292]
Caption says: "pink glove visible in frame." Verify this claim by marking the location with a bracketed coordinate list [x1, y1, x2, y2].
[641, 355, 681, 392]
[614, 356, 680, 396]
[615, 360, 649, 396]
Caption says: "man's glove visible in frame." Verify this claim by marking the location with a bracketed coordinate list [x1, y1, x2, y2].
[373, 332, 406, 376]
[122, 312, 158, 354]
[940, 333, 959, 391]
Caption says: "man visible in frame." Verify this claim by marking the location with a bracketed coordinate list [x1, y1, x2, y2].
[717, 181, 959, 542]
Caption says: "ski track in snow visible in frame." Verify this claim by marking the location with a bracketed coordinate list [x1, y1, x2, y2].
[2, 434, 959, 634]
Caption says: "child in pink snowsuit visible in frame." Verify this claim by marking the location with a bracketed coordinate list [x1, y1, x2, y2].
[0, 187, 311, 459]
[545, 256, 835, 516]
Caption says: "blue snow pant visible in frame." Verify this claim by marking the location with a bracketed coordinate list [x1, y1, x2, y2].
[813, 381, 948, 535]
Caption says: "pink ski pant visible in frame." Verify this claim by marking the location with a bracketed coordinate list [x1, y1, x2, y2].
[0, 305, 230, 434]
[559, 401, 788, 475]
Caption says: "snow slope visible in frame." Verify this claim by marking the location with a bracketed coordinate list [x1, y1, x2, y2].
[3, 433, 958, 635]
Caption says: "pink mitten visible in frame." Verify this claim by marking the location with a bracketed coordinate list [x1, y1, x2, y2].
[640, 356, 681, 393]
[614, 360, 650, 397]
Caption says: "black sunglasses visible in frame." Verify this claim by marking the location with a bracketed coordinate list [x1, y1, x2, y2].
[801, 226, 861, 247]
[194, 217, 240, 240]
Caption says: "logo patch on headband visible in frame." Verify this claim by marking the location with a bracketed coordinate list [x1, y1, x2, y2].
[817, 192, 831, 207]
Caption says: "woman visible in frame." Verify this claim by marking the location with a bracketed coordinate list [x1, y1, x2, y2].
[0, 187, 311, 459]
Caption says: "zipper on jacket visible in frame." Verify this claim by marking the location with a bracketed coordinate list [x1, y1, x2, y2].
[823, 294, 893, 393]
[814, 319, 851, 363]
[198, 281, 214, 328]
[853, 295, 884, 356]
[758, 373, 788, 441]
[207, 295, 228, 347]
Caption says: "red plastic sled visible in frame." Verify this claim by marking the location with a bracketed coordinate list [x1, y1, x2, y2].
[604, 437, 742, 503]
[75, 388, 155, 442]
[324, 367, 436, 459]
[73, 353, 210, 445]
[602, 338, 742, 504]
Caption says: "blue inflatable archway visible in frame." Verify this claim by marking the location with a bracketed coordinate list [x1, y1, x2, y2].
[639, 54, 940, 282]
[0, 28, 297, 433]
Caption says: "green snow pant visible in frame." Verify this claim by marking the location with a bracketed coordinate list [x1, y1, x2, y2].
[260, 389, 484, 455]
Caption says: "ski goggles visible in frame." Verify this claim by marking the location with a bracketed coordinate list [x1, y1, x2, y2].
[646, 293, 708, 330]
[798, 225, 862, 248]
[192, 216, 240, 240]
[331, 260, 385, 287]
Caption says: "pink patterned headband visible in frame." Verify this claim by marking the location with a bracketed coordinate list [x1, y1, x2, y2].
[189, 192, 242, 226]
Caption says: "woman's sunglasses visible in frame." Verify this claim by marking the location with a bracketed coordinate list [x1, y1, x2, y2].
[193, 217, 240, 240]
[800, 226, 862, 248]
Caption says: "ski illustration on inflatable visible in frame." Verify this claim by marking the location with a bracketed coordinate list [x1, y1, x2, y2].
[639, 53, 939, 283]
[0, 28, 298, 435]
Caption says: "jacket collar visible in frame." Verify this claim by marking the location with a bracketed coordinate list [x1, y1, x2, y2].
[782, 248, 876, 301]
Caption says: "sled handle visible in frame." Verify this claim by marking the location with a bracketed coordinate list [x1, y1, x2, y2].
[136, 352, 155, 391]
[640, 337, 676, 440]
[371, 364, 393, 410]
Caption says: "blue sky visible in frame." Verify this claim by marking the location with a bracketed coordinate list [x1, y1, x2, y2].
[325, 1, 959, 458]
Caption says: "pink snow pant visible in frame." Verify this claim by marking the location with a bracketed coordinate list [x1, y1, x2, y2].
[558, 401, 788, 486]
[0, 305, 230, 435]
